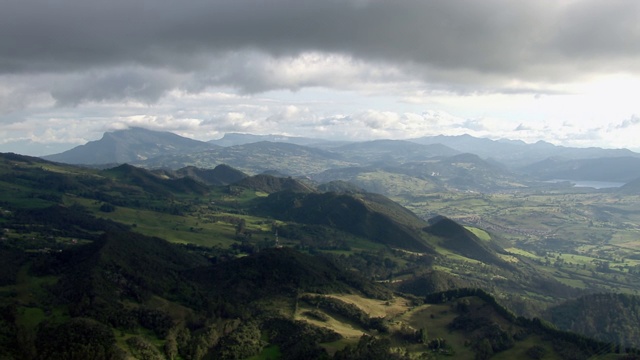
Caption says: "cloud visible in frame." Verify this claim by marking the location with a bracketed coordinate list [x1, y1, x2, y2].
[49, 67, 184, 106]
[613, 115, 640, 129]
[2, 0, 640, 102]
[515, 123, 532, 131]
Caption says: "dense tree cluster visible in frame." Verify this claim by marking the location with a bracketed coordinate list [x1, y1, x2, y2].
[35, 318, 117, 360]
[548, 293, 640, 348]
[334, 335, 405, 360]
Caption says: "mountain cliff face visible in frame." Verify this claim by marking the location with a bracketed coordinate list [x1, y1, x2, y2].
[43, 127, 216, 164]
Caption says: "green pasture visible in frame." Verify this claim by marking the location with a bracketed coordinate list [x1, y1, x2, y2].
[464, 226, 491, 241]
[0, 181, 57, 208]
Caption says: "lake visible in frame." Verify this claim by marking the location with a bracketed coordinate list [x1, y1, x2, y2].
[547, 179, 626, 189]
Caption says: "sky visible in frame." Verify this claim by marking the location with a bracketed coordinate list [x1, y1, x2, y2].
[2, 0, 640, 155]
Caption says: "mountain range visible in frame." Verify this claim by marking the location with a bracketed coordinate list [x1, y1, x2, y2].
[41, 128, 640, 188]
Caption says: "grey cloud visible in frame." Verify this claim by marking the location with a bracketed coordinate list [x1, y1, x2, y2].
[614, 115, 640, 129]
[463, 119, 488, 131]
[48, 67, 182, 106]
[2, 0, 640, 97]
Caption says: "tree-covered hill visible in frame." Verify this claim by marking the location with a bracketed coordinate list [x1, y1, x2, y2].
[52, 231, 209, 309]
[395, 270, 473, 296]
[177, 164, 248, 185]
[425, 216, 511, 268]
[547, 293, 640, 348]
[102, 163, 209, 196]
[254, 190, 435, 253]
[234, 173, 315, 194]
[187, 247, 393, 305]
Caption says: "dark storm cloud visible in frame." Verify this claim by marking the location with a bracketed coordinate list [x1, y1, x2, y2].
[49, 67, 181, 105]
[2, 0, 639, 94]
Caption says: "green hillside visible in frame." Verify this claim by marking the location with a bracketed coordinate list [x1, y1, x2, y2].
[1, 152, 640, 358]
[425, 216, 510, 268]
[176, 164, 248, 185]
[234, 173, 316, 193]
[255, 191, 435, 253]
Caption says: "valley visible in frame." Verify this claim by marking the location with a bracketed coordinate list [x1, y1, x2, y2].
[2, 129, 640, 359]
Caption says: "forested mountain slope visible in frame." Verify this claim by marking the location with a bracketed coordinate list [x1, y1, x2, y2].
[547, 293, 640, 348]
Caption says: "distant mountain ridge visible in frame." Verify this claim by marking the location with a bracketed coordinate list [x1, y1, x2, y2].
[39, 128, 640, 189]
[332, 139, 459, 163]
[43, 127, 216, 164]
[209, 132, 326, 147]
[135, 141, 353, 175]
[410, 134, 640, 168]
[521, 156, 640, 182]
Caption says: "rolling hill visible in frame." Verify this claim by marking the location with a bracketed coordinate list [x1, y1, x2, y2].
[135, 141, 354, 175]
[234, 174, 315, 194]
[425, 216, 510, 268]
[102, 163, 210, 196]
[332, 139, 459, 164]
[311, 153, 525, 194]
[619, 177, 640, 194]
[254, 190, 435, 253]
[158, 164, 249, 185]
